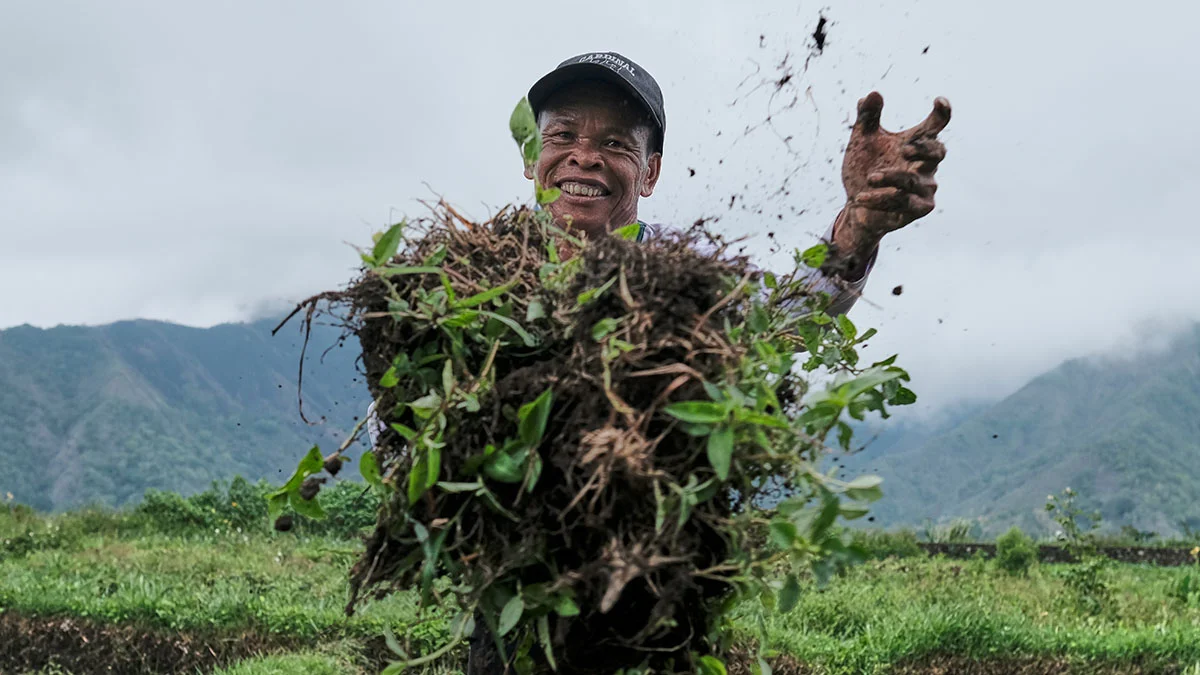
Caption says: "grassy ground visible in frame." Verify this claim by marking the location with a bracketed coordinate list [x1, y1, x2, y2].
[4, 507, 1200, 674]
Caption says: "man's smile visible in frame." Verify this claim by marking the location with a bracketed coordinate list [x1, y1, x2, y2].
[556, 178, 611, 198]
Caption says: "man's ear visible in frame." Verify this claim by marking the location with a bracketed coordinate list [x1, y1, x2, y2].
[640, 152, 663, 198]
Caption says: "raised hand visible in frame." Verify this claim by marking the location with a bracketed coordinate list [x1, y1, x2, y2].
[836, 92, 951, 253]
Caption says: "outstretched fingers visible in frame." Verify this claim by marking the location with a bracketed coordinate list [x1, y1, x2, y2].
[868, 170, 938, 198]
[853, 187, 936, 219]
[855, 91, 885, 134]
[908, 97, 952, 140]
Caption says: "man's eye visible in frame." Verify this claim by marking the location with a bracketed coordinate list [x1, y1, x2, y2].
[605, 139, 625, 148]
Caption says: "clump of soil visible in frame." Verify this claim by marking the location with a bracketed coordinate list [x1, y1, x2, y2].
[290, 203, 813, 673]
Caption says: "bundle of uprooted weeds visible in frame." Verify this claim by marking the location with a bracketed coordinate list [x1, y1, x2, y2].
[277, 201, 912, 674]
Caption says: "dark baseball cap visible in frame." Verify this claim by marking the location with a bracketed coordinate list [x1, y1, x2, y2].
[528, 52, 666, 152]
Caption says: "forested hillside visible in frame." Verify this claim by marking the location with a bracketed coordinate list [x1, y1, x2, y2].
[5, 316, 1199, 537]
[845, 325, 1200, 536]
[0, 317, 369, 511]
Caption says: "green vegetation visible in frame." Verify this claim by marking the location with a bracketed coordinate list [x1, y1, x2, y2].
[0, 318, 369, 512]
[995, 526, 1037, 575]
[848, 325, 1200, 538]
[5, 493, 1200, 674]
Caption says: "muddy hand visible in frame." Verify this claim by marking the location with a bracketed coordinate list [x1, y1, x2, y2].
[839, 92, 951, 246]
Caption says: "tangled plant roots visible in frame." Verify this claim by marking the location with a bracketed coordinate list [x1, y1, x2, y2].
[283, 200, 912, 674]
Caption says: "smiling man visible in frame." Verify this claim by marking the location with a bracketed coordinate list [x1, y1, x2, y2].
[523, 51, 951, 316]
[375, 51, 952, 675]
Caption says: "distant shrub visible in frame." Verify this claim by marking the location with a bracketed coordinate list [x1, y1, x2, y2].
[995, 526, 1037, 575]
[134, 476, 378, 539]
[921, 518, 974, 544]
[851, 528, 923, 559]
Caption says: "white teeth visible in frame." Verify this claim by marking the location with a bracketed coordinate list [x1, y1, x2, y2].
[560, 181, 606, 197]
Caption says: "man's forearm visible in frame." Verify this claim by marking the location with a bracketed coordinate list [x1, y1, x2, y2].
[829, 205, 882, 283]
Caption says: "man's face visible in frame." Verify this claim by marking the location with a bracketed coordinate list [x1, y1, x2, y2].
[526, 81, 662, 240]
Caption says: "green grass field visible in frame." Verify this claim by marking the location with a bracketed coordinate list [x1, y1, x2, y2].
[4, 505, 1200, 674]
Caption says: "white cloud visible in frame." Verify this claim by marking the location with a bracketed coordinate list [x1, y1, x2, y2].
[1, 0, 1197, 409]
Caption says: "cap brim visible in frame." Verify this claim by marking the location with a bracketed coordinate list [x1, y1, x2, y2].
[528, 62, 663, 132]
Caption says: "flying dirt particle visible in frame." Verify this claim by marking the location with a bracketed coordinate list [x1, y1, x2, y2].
[812, 15, 828, 52]
[324, 455, 344, 477]
[274, 515, 294, 532]
[892, 285, 903, 296]
[728, 195, 737, 209]
[868, 517, 876, 523]
[277, 384, 283, 388]
[937, 318, 944, 324]
[992, 434, 999, 439]
[300, 476, 325, 501]
[922, 45, 930, 54]
[759, 34, 766, 48]
[688, 168, 696, 177]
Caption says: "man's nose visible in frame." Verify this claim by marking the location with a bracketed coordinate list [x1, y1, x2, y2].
[567, 140, 603, 169]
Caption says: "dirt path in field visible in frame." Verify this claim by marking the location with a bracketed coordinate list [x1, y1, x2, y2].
[0, 611, 294, 674]
[3, 611, 1187, 675]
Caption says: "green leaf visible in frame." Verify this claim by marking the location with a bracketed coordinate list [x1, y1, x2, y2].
[591, 318, 620, 341]
[756, 657, 774, 675]
[663, 401, 728, 424]
[537, 615, 557, 671]
[408, 393, 442, 420]
[555, 594, 580, 617]
[697, 655, 728, 675]
[267, 493, 288, 521]
[891, 387, 918, 405]
[836, 420, 854, 450]
[379, 366, 399, 388]
[510, 98, 538, 144]
[426, 444, 442, 489]
[518, 388, 554, 447]
[800, 243, 828, 268]
[576, 276, 617, 305]
[478, 311, 538, 347]
[380, 663, 405, 675]
[408, 455, 429, 505]
[763, 272, 777, 289]
[810, 489, 840, 541]
[359, 450, 383, 488]
[612, 223, 642, 240]
[440, 310, 480, 328]
[735, 410, 789, 429]
[523, 133, 543, 167]
[437, 481, 482, 493]
[289, 489, 326, 520]
[769, 520, 798, 549]
[484, 450, 527, 484]
[390, 423, 417, 441]
[706, 425, 734, 481]
[525, 300, 547, 322]
[499, 594, 524, 636]
[778, 574, 801, 613]
[844, 475, 884, 502]
[536, 185, 562, 205]
[371, 223, 404, 266]
[840, 502, 870, 520]
[422, 244, 448, 266]
[747, 303, 769, 334]
[837, 314, 857, 340]
[455, 280, 518, 309]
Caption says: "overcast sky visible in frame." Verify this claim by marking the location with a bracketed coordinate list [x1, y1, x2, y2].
[2, 0, 1197, 411]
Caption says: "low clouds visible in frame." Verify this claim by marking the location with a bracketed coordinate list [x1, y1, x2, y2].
[2, 0, 1197, 411]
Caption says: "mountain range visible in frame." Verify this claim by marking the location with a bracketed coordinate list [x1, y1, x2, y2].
[0, 317, 370, 511]
[3, 316, 1198, 537]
